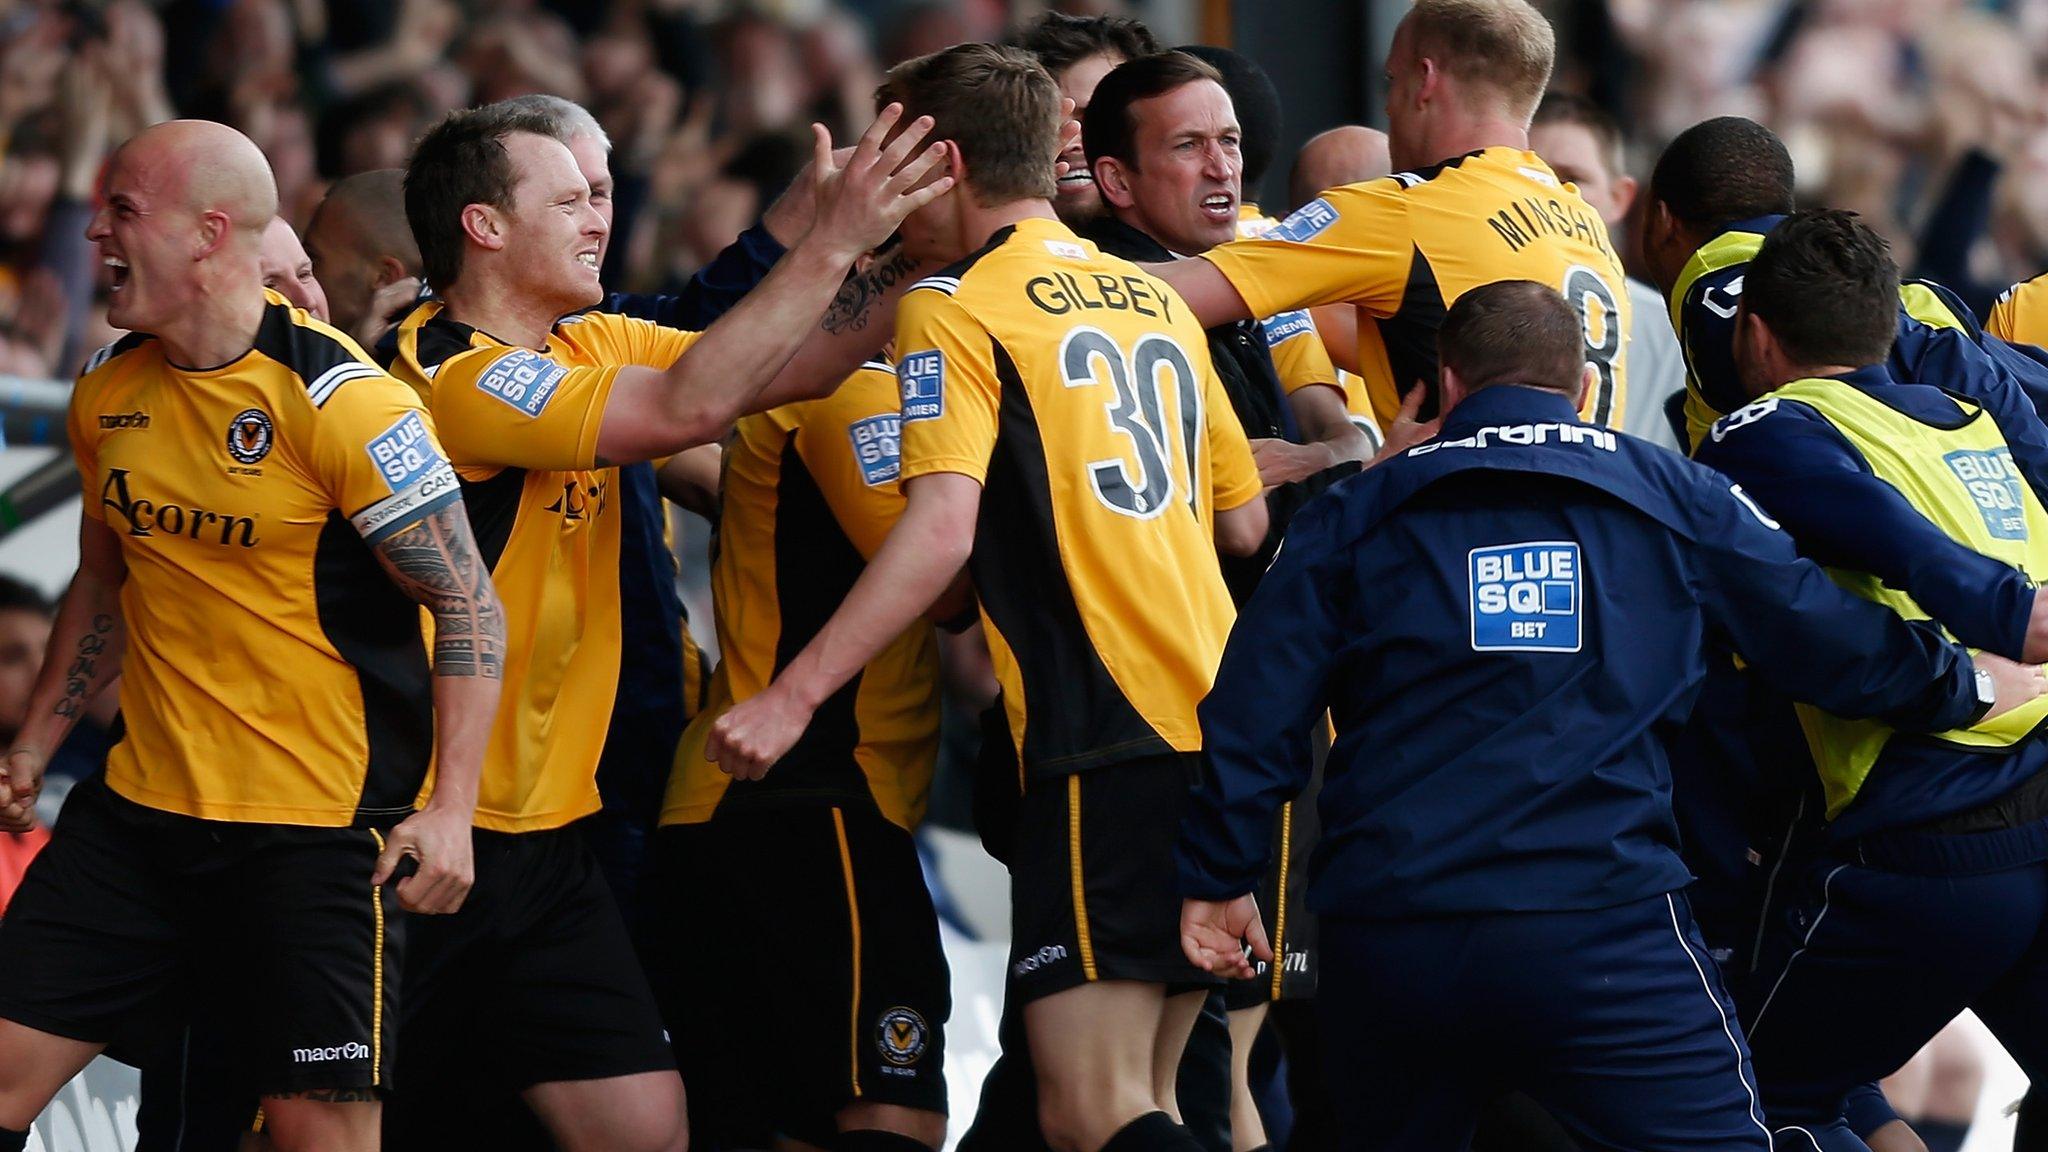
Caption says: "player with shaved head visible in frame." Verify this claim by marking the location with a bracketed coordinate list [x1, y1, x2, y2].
[0, 119, 504, 1152]
[306, 169, 424, 346]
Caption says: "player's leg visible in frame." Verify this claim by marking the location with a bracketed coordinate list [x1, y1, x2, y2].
[1223, 1004, 1268, 1151]
[1026, 981, 1181, 1152]
[1743, 861, 2036, 1149]
[241, 821, 407, 1152]
[1011, 759, 1219, 1152]
[502, 827, 688, 1152]
[0, 776, 183, 1133]
[1520, 893, 1771, 1152]
[1147, 989, 1207, 1127]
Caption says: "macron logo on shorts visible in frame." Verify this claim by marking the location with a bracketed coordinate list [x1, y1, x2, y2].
[1469, 541, 1582, 653]
[293, 1041, 370, 1063]
[900, 350, 944, 423]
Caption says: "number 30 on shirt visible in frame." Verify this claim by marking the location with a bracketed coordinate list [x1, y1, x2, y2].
[1060, 326, 1204, 519]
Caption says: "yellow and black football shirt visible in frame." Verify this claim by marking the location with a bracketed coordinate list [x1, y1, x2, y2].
[1204, 147, 1631, 428]
[1991, 273, 2048, 348]
[70, 291, 461, 826]
[663, 358, 940, 830]
[896, 217, 1261, 776]
[390, 301, 700, 832]
[1237, 203, 1346, 407]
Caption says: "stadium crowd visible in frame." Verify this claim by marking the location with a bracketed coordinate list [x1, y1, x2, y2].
[10, 0, 2048, 1151]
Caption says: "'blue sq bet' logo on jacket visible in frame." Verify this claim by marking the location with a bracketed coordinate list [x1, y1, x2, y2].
[1469, 541, 1582, 652]
[1944, 448, 2028, 541]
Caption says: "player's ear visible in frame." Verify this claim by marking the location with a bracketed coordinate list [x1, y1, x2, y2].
[196, 210, 232, 260]
[1439, 363, 1467, 413]
[1612, 174, 1638, 217]
[1572, 363, 1594, 411]
[374, 256, 410, 288]
[1095, 157, 1135, 208]
[460, 203, 506, 253]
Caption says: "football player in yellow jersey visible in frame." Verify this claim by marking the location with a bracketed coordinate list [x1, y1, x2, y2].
[710, 44, 1269, 1152]
[0, 121, 503, 1152]
[1153, 0, 1632, 433]
[1991, 273, 2048, 348]
[382, 99, 948, 1152]
[645, 351, 952, 1151]
[1018, 12, 1161, 228]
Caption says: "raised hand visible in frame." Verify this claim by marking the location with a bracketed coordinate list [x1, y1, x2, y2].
[1180, 894, 1272, 979]
[802, 103, 954, 265]
[0, 748, 47, 832]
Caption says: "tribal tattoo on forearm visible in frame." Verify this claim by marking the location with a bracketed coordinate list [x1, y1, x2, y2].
[820, 248, 919, 335]
[374, 506, 506, 680]
[54, 613, 114, 719]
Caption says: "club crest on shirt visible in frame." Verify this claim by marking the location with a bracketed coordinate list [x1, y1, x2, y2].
[1469, 541, 1582, 653]
[875, 1006, 929, 1068]
[1268, 198, 1337, 244]
[226, 408, 274, 465]
[900, 350, 944, 423]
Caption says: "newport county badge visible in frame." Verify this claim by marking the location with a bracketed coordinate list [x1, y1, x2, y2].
[226, 408, 274, 466]
[875, 1007, 929, 1068]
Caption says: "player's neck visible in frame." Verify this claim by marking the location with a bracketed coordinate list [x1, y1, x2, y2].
[960, 196, 1061, 252]
[437, 276, 562, 352]
[155, 282, 269, 371]
[1427, 117, 1529, 166]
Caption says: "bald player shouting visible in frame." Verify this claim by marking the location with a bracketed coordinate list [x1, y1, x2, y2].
[306, 169, 424, 348]
[0, 121, 503, 1152]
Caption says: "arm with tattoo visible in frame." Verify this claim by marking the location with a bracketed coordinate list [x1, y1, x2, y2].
[1, 515, 127, 830]
[366, 501, 504, 913]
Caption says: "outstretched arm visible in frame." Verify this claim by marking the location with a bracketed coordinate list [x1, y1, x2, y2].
[367, 502, 505, 914]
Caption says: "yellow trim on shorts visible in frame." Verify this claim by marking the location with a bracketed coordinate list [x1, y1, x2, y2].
[1271, 802, 1292, 1001]
[1068, 776, 1098, 981]
[369, 827, 387, 1086]
[832, 808, 863, 1098]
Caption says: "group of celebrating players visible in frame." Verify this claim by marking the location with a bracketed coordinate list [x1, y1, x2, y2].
[6, 0, 2048, 1149]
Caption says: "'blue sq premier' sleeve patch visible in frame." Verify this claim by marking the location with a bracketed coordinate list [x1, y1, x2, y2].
[1268, 198, 1338, 243]
[1945, 448, 2029, 541]
[1469, 541, 1582, 652]
[899, 350, 944, 422]
[476, 349, 569, 418]
[367, 411, 443, 491]
[848, 413, 902, 487]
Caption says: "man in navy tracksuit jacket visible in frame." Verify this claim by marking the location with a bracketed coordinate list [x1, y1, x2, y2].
[1174, 281, 2026, 1151]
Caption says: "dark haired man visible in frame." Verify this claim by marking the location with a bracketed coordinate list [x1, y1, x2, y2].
[384, 99, 946, 1151]
[1179, 276, 2044, 1152]
[708, 41, 1268, 1152]
[1641, 116, 2048, 456]
[1153, 0, 1632, 435]
[1017, 12, 1160, 226]
[1693, 210, 2048, 1152]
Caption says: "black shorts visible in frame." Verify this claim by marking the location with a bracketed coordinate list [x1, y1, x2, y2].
[1009, 755, 1219, 1004]
[387, 821, 673, 1112]
[1224, 779, 1321, 1008]
[0, 775, 401, 1095]
[647, 803, 951, 1146]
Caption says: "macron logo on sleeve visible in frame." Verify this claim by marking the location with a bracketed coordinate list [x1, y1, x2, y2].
[1469, 541, 1582, 652]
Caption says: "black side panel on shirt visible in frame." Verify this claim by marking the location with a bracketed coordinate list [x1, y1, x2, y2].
[726, 431, 875, 814]
[1380, 246, 1449, 418]
[459, 468, 527, 573]
[312, 512, 434, 820]
[973, 336, 1170, 776]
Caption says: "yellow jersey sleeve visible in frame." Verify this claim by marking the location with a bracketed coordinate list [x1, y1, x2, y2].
[429, 346, 618, 473]
[1201, 182, 1412, 321]
[310, 374, 464, 545]
[1261, 309, 1342, 396]
[1988, 276, 2048, 348]
[567, 311, 702, 370]
[792, 367, 907, 559]
[897, 287, 1001, 486]
[1203, 358, 1262, 512]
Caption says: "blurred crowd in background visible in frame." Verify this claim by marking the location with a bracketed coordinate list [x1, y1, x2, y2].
[1, 0, 2047, 389]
